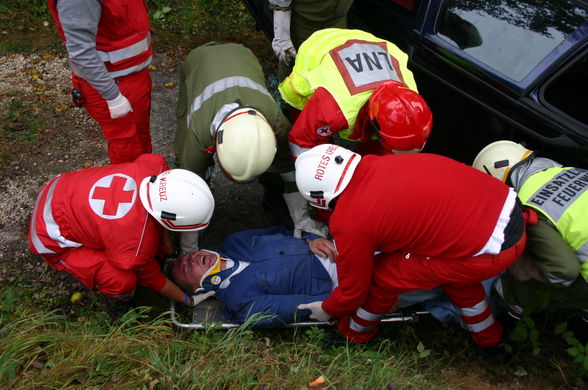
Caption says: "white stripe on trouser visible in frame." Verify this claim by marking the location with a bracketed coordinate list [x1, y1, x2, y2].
[356, 307, 386, 322]
[458, 298, 488, 317]
[456, 298, 494, 333]
[463, 315, 495, 333]
[349, 317, 375, 333]
[186, 76, 273, 127]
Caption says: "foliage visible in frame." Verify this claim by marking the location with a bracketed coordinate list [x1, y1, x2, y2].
[0, 286, 443, 389]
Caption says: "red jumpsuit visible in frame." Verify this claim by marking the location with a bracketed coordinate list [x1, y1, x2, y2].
[287, 87, 391, 159]
[323, 154, 526, 347]
[28, 154, 169, 300]
[48, 0, 153, 163]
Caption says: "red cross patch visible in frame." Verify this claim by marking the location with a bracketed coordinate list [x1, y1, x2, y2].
[89, 174, 137, 219]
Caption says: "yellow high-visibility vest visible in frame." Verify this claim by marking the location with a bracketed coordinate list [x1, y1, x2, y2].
[278, 28, 417, 140]
[518, 167, 588, 280]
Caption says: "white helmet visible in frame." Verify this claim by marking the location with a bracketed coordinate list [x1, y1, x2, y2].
[295, 144, 361, 210]
[139, 169, 214, 232]
[216, 107, 276, 183]
[472, 140, 535, 183]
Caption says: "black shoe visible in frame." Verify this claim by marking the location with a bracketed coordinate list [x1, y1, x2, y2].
[478, 342, 510, 363]
[103, 296, 133, 320]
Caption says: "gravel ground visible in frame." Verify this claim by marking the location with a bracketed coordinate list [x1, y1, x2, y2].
[0, 49, 274, 304]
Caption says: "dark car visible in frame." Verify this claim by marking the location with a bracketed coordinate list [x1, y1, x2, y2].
[243, 0, 588, 165]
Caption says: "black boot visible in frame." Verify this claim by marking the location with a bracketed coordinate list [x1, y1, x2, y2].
[103, 296, 133, 321]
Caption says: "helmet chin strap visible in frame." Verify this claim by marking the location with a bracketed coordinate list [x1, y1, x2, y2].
[197, 250, 249, 292]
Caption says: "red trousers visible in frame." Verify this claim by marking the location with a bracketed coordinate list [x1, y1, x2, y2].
[42, 248, 137, 301]
[73, 68, 152, 164]
[340, 232, 527, 347]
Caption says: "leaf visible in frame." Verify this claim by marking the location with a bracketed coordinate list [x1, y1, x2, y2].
[419, 349, 431, 358]
[554, 322, 567, 335]
[567, 346, 580, 357]
[510, 326, 528, 342]
[416, 342, 425, 353]
[513, 367, 528, 377]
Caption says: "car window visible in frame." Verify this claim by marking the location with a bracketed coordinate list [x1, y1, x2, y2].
[543, 52, 588, 126]
[437, 0, 588, 81]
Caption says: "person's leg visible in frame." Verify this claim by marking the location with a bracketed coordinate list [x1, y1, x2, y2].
[73, 71, 151, 164]
[58, 247, 137, 318]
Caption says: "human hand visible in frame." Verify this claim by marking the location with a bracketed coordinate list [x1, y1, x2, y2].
[297, 301, 331, 322]
[188, 290, 215, 307]
[107, 93, 133, 119]
[307, 238, 337, 263]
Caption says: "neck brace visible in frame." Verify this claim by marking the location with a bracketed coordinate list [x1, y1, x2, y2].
[199, 250, 249, 291]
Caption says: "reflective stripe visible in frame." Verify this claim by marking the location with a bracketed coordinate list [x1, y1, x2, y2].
[97, 34, 151, 64]
[42, 178, 82, 251]
[69, 56, 152, 80]
[349, 317, 375, 333]
[463, 315, 495, 333]
[356, 307, 386, 322]
[577, 240, 588, 264]
[542, 271, 574, 286]
[30, 178, 59, 255]
[289, 142, 310, 158]
[31, 177, 82, 254]
[457, 299, 488, 317]
[524, 168, 588, 222]
[186, 76, 272, 127]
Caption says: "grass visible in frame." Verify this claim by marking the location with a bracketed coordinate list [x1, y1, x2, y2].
[0, 287, 444, 389]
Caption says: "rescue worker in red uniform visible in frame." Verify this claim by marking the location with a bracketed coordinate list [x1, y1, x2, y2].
[28, 154, 215, 319]
[48, 0, 154, 163]
[295, 144, 530, 361]
[278, 29, 433, 160]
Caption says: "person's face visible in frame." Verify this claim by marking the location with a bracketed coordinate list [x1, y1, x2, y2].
[171, 251, 218, 293]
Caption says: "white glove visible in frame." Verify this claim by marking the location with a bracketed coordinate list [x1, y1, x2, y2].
[272, 10, 297, 65]
[283, 192, 329, 238]
[106, 92, 133, 119]
[188, 290, 215, 307]
[180, 231, 200, 255]
[297, 301, 332, 322]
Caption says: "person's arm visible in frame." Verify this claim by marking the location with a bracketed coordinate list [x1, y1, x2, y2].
[227, 293, 331, 328]
[55, 0, 119, 100]
[524, 216, 581, 286]
[287, 87, 349, 160]
[321, 230, 377, 318]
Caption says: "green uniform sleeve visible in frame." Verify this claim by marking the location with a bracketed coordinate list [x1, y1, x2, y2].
[526, 214, 581, 285]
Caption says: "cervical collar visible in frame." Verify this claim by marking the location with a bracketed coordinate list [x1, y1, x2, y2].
[199, 250, 248, 291]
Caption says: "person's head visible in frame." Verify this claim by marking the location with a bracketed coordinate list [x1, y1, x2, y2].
[171, 250, 221, 293]
[295, 144, 361, 210]
[139, 169, 215, 231]
[368, 81, 433, 153]
[216, 106, 277, 183]
[472, 140, 535, 185]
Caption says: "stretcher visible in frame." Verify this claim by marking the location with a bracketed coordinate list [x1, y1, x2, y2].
[169, 296, 430, 330]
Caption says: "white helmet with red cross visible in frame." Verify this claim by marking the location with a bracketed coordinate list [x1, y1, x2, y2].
[295, 144, 361, 210]
[139, 169, 214, 231]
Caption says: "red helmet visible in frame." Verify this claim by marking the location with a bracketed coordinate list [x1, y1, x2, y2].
[368, 81, 433, 152]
